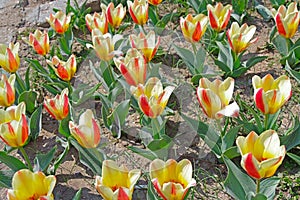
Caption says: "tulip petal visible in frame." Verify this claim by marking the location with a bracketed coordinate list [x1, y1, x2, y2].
[242, 153, 261, 179]
[216, 101, 239, 119]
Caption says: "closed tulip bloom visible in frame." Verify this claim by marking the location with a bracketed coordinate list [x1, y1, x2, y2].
[271, 2, 300, 38]
[129, 30, 160, 62]
[85, 12, 108, 34]
[0, 109, 28, 147]
[0, 102, 26, 124]
[7, 169, 56, 200]
[207, 3, 232, 32]
[252, 74, 292, 114]
[131, 77, 175, 118]
[44, 88, 69, 120]
[0, 42, 20, 73]
[101, 3, 127, 28]
[197, 77, 239, 119]
[148, 0, 163, 6]
[150, 159, 196, 200]
[46, 54, 77, 82]
[0, 74, 15, 107]
[69, 109, 101, 148]
[95, 160, 141, 200]
[114, 48, 147, 86]
[236, 130, 285, 179]
[46, 10, 73, 34]
[180, 14, 208, 43]
[127, 0, 149, 25]
[227, 22, 258, 54]
[28, 30, 50, 56]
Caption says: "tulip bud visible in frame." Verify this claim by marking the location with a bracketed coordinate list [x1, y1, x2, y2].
[28, 30, 50, 56]
[0, 42, 20, 73]
[44, 88, 69, 120]
[147, 0, 163, 6]
[46, 11, 73, 34]
[69, 109, 101, 148]
[127, 0, 149, 25]
[85, 12, 108, 34]
[180, 14, 208, 43]
[101, 3, 127, 28]
[0, 74, 15, 107]
[0, 102, 26, 124]
[207, 2, 232, 32]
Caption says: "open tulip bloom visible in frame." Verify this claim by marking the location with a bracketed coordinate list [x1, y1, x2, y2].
[101, 3, 127, 28]
[252, 74, 292, 115]
[196, 77, 239, 119]
[271, 2, 300, 39]
[95, 160, 141, 200]
[236, 130, 285, 180]
[69, 109, 101, 148]
[127, 0, 149, 25]
[0, 74, 16, 107]
[0, 102, 26, 124]
[180, 13, 208, 43]
[28, 29, 50, 56]
[44, 88, 69, 121]
[46, 10, 73, 34]
[0, 42, 20, 73]
[149, 159, 196, 200]
[207, 2, 232, 32]
[85, 12, 108, 34]
[7, 169, 56, 200]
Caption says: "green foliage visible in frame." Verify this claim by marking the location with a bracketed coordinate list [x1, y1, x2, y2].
[232, 0, 248, 15]
[187, 0, 213, 14]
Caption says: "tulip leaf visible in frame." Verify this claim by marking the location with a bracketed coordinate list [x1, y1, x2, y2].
[15, 72, 26, 96]
[251, 194, 267, 200]
[50, 137, 69, 174]
[187, 0, 212, 14]
[26, 58, 49, 75]
[259, 177, 280, 199]
[255, 4, 273, 22]
[147, 179, 162, 200]
[18, 90, 37, 114]
[0, 151, 27, 172]
[148, 5, 159, 25]
[34, 146, 57, 172]
[216, 41, 233, 70]
[232, 0, 248, 15]
[222, 125, 242, 152]
[59, 114, 71, 138]
[59, 29, 73, 56]
[128, 146, 158, 161]
[42, 83, 60, 95]
[244, 56, 268, 69]
[223, 156, 256, 200]
[287, 152, 300, 166]
[173, 44, 196, 75]
[272, 35, 292, 57]
[223, 146, 240, 159]
[285, 62, 300, 83]
[72, 83, 101, 106]
[29, 105, 43, 140]
[72, 189, 82, 200]
[280, 117, 300, 151]
[113, 99, 130, 127]
[0, 170, 14, 188]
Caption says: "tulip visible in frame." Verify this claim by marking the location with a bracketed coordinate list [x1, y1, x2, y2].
[101, 3, 127, 28]
[0, 42, 20, 73]
[0, 102, 26, 124]
[207, 3, 232, 32]
[46, 54, 77, 81]
[85, 12, 108, 34]
[69, 109, 101, 148]
[28, 29, 50, 56]
[271, 2, 300, 38]
[180, 13, 208, 43]
[95, 160, 141, 200]
[149, 159, 196, 200]
[0, 74, 15, 107]
[44, 88, 69, 120]
[226, 22, 258, 54]
[0, 110, 28, 148]
[7, 169, 56, 200]
[46, 10, 73, 34]
[129, 30, 160, 62]
[196, 77, 239, 119]
[236, 130, 285, 179]
[131, 77, 174, 118]
[252, 74, 292, 115]
[127, 0, 149, 25]
[114, 48, 147, 86]
[147, 0, 163, 6]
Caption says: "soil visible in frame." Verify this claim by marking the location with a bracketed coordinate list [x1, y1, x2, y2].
[0, 0, 300, 200]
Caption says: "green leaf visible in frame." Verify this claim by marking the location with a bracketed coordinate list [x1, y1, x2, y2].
[285, 62, 300, 83]
[173, 45, 195, 74]
[148, 5, 159, 25]
[25, 66, 30, 90]
[245, 56, 267, 68]
[216, 41, 233, 70]
[15, 72, 26, 95]
[59, 114, 71, 138]
[272, 35, 292, 56]
[260, 177, 280, 199]
[59, 29, 74, 56]
[251, 194, 267, 200]
[255, 5, 273, 21]
[128, 146, 158, 161]
[194, 46, 206, 74]
[147, 137, 172, 152]
[72, 83, 101, 106]
[147, 179, 161, 200]
[72, 189, 82, 200]
[223, 156, 256, 200]
[0, 151, 27, 171]
[34, 146, 57, 172]
[223, 146, 240, 159]
[50, 138, 69, 174]
[287, 152, 300, 165]
[30, 105, 43, 140]
[113, 100, 130, 126]
[215, 60, 231, 74]
[25, 58, 49, 75]
[0, 170, 14, 188]
[232, 0, 248, 15]
[280, 118, 300, 151]
[222, 125, 241, 151]
[18, 91, 37, 114]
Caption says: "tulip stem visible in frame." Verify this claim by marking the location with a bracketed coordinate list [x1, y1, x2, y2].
[264, 114, 269, 130]
[256, 179, 261, 194]
[19, 147, 33, 171]
[152, 117, 161, 139]
[216, 119, 224, 136]
[192, 43, 197, 56]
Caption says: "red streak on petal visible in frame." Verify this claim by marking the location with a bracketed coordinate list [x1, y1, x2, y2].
[107, 6, 114, 25]
[33, 38, 45, 55]
[152, 179, 167, 200]
[117, 187, 129, 200]
[5, 79, 14, 105]
[63, 94, 69, 118]
[208, 11, 218, 30]
[275, 14, 286, 37]
[171, 182, 176, 196]
[221, 11, 231, 30]
[44, 102, 57, 119]
[226, 30, 234, 50]
[120, 63, 136, 86]
[255, 88, 266, 114]
[92, 119, 101, 146]
[129, 7, 139, 24]
[54, 19, 64, 34]
[139, 95, 153, 117]
[244, 153, 261, 179]
[6, 48, 18, 71]
[192, 22, 202, 42]
[21, 114, 28, 144]
[57, 64, 70, 81]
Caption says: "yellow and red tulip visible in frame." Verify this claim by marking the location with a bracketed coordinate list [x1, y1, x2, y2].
[69, 109, 101, 148]
[149, 159, 196, 200]
[236, 130, 285, 179]
[0, 74, 15, 107]
[271, 2, 300, 38]
[0, 102, 26, 124]
[227, 22, 257, 54]
[196, 77, 239, 119]
[28, 30, 50, 56]
[0, 42, 20, 73]
[44, 88, 69, 120]
[180, 13, 208, 43]
[46, 54, 77, 82]
[101, 3, 127, 28]
[147, 0, 163, 6]
[0, 105, 28, 148]
[127, 0, 149, 25]
[114, 48, 147, 86]
[207, 2, 232, 32]
[95, 160, 141, 200]
[131, 77, 175, 118]
[252, 74, 292, 115]
[46, 11, 73, 34]
[7, 169, 56, 200]
[85, 12, 108, 34]
[129, 30, 160, 62]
